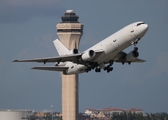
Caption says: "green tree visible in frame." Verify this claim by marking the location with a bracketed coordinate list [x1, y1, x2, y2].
[127, 112, 133, 120]
[27, 113, 37, 120]
[118, 112, 127, 120]
[111, 112, 119, 120]
[57, 116, 62, 120]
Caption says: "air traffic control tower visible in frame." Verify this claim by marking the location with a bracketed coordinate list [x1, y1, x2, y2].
[56, 10, 83, 120]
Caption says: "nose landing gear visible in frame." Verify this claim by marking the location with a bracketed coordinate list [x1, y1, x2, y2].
[133, 39, 139, 54]
[134, 46, 138, 51]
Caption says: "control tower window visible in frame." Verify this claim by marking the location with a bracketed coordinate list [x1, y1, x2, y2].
[57, 29, 82, 32]
[61, 12, 79, 23]
[71, 29, 81, 32]
[57, 29, 63, 32]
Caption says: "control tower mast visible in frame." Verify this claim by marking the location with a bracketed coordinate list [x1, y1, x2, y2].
[56, 10, 83, 120]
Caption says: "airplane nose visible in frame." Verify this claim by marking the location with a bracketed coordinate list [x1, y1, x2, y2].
[143, 24, 149, 32]
[136, 23, 149, 38]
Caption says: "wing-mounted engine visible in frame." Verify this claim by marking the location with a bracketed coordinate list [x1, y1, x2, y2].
[126, 49, 139, 61]
[81, 50, 96, 61]
[70, 48, 79, 54]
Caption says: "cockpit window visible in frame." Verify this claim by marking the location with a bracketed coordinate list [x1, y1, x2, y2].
[137, 22, 145, 26]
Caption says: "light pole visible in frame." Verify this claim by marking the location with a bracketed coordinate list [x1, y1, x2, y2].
[51, 105, 54, 120]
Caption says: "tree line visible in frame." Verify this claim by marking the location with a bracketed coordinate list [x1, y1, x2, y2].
[27, 112, 168, 120]
[111, 112, 168, 120]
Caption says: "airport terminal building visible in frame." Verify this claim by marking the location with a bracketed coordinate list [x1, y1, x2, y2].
[0, 110, 32, 120]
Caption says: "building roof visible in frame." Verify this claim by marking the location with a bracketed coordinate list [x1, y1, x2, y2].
[61, 10, 79, 23]
[86, 108, 143, 112]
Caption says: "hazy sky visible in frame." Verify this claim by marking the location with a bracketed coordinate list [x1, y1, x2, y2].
[0, 0, 168, 113]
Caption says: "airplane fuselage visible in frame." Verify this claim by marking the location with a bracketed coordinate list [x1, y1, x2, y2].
[63, 22, 148, 75]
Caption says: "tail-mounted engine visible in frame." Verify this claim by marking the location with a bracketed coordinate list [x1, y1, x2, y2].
[81, 50, 96, 61]
[126, 49, 139, 61]
[70, 48, 79, 54]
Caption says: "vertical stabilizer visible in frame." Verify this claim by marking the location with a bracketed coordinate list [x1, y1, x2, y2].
[53, 39, 70, 56]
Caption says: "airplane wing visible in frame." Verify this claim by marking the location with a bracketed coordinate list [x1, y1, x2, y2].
[114, 51, 146, 63]
[13, 49, 104, 64]
[13, 54, 82, 64]
[32, 66, 68, 71]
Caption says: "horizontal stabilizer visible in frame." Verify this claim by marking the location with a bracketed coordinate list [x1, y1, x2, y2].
[32, 66, 68, 71]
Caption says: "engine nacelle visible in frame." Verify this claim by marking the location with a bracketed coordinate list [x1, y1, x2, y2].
[81, 50, 96, 61]
[70, 48, 79, 54]
[126, 50, 139, 61]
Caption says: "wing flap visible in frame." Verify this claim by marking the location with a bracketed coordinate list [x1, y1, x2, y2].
[32, 66, 68, 71]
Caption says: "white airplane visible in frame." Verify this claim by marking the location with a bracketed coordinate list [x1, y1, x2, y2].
[13, 21, 148, 75]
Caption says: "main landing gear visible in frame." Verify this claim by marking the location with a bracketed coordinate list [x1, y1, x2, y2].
[85, 62, 98, 73]
[95, 61, 114, 73]
[85, 61, 114, 73]
[94, 65, 113, 73]
[104, 65, 113, 73]
[104, 61, 114, 73]
[95, 67, 101, 72]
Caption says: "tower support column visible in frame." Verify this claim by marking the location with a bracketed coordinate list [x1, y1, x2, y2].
[62, 74, 78, 120]
[56, 10, 83, 120]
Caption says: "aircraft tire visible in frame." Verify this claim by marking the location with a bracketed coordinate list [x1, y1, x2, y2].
[110, 67, 113, 71]
[95, 68, 101, 72]
[134, 47, 138, 51]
